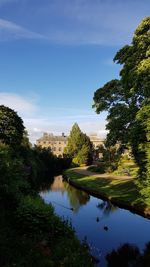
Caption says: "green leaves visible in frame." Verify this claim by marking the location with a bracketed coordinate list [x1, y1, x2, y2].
[16, 196, 54, 239]
[93, 16, 150, 178]
[93, 79, 123, 113]
[0, 105, 24, 147]
[64, 123, 93, 166]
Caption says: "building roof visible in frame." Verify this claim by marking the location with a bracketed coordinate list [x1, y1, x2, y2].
[89, 134, 104, 142]
[37, 132, 67, 142]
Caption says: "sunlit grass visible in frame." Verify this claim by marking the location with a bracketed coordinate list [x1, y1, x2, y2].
[64, 169, 150, 214]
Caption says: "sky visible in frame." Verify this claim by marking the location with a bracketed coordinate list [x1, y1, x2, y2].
[0, 0, 149, 143]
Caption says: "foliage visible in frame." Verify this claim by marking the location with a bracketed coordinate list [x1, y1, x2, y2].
[1, 193, 93, 267]
[113, 156, 138, 177]
[0, 107, 92, 267]
[16, 196, 54, 239]
[87, 164, 106, 174]
[88, 154, 138, 177]
[90, 144, 123, 173]
[64, 123, 93, 166]
[136, 99, 150, 180]
[98, 144, 122, 172]
[21, 129, 32, 148]
[106, 242, 150, 267]
[64, 123, 82, 157]
[93, 17, 150, 179]
[73, 144, 89, 166]
[0, 105, 24, 147]
[0, 143, 30, 205]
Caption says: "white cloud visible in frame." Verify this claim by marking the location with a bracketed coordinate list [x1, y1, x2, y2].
[0, 18, 45, 41]
[0, 92, 37, 115]
[24, 113, 107, 144]
[0, 92, 107, 143]
[0, 0, 149, 45]
[31, 0, 149, 45]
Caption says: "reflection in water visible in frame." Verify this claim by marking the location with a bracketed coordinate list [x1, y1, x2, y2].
[41, 176, 150, 267]
[37, 176, 54, 192]
[46, 176, 90, 212]
[41, 176, 64, 193]
[63, 182, 90, 212]
[51, 176, 66, 192]
[97, 201, 118, 216]
[106, 242, 150, 267]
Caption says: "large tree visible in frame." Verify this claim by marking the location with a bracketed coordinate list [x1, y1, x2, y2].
[64, 123, 93, 165]
[0, 105, 25, 147]
[93, 17, 150, 178]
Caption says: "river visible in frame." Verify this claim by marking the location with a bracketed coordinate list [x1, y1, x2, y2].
[40, 176, 150, 266]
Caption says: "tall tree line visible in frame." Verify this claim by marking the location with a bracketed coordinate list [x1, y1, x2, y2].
[93, 17, 150, 180]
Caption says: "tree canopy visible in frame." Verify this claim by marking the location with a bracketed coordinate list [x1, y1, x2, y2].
[93, 17, 150, 179]
[0, 105, 25, 147]
[64, 123, 93, 166]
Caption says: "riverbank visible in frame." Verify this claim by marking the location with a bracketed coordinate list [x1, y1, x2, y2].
[64, 168, 150, 219]
[0, 143, 94, 267]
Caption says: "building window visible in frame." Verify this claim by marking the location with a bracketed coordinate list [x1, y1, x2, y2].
[59, 147, 61, 151]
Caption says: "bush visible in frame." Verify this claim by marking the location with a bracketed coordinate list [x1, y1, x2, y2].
[0, 144, 30, 205]
[88, 164, 105, 173]
[16, 196, 54, 239]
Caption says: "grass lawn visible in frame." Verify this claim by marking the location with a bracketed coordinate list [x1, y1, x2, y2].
[64, 168, 150, 217]
[88, 158, 139, 177]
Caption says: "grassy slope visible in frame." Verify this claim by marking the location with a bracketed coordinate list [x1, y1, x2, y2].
[88, 158, 138, 177]
[112, 158, 139, 177]
[64, 169, 150, 217]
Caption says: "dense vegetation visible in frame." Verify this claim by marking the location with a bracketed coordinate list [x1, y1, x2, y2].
[106, 242, 150, 267]
[93, 144, 125, 173]
[64, 123, 93, 166]
[0, 105, 93, 267]
[89, 144, 138, 177]
[93, 17, 150, 181]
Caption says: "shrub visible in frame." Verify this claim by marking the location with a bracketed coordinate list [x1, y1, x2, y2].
[16, 196, 54, 239]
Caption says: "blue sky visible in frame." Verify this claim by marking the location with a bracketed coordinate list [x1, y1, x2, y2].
[0, 0, 149, 143]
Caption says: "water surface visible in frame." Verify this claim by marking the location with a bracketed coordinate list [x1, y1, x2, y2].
[40, 176, 150, 266]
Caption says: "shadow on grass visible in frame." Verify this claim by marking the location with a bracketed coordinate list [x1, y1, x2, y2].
[65, 170, 148, 213]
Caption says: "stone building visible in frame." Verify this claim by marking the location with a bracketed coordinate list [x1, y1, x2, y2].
[36, 132, 104, 159]
[36, 132, 67, 157]
[89, 134, 104, 149]
[89, 134, 104, 160]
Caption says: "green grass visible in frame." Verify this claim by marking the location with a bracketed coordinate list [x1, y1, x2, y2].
[64, 169, 150, 216]
[87, 165, 105, 173]
[112, 158, 139, 177]
[88, 158, 139, 177]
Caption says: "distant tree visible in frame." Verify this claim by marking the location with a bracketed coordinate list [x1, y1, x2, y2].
[93, 17, 150, 178]
[64, 123, 82, 158]
[73, 144, 89, 166]
[64, 123, 93, 166]
[0, 105, 24, 147]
